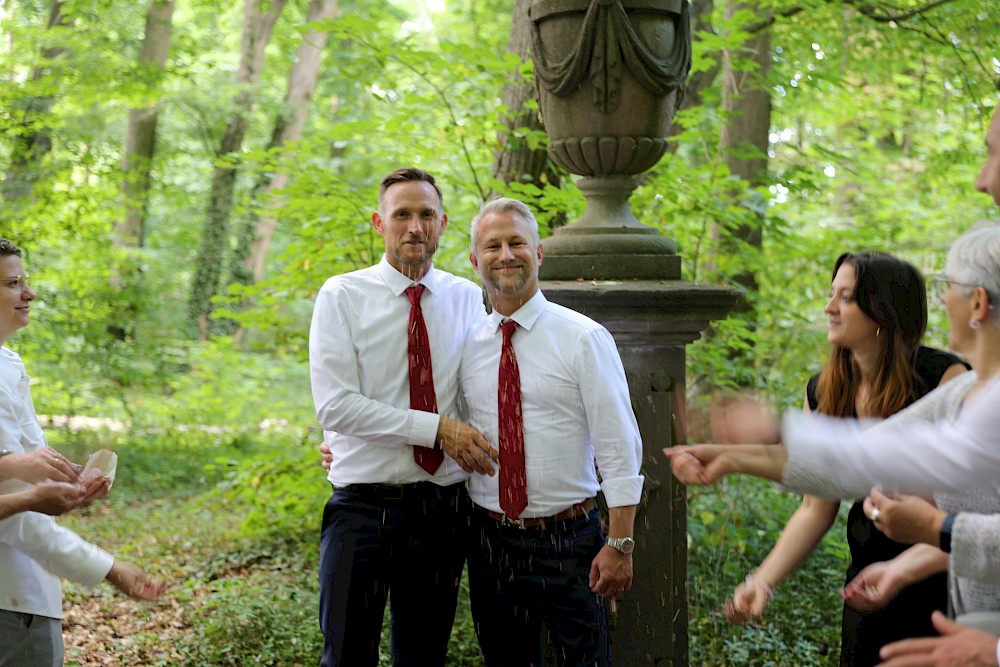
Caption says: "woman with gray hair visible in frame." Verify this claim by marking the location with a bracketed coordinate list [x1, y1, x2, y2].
[666, 223, 1000, 661]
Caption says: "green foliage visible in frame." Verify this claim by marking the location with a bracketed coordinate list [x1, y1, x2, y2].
[687, 476, 847, 666]
[5, 1, 1000, 664]
[179, 568, 322, 666]
[215, 431, 327, 538]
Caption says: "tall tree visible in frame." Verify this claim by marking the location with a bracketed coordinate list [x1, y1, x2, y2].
[1, 0, 72, 204]
[117, 0, 176, 249]
[231, 0, 340, 287]
[716, 0, 772, 300]
[188, 0, 287, 338]
[491, 0, 550, 188]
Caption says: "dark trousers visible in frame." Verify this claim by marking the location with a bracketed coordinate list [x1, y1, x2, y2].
[467, 506, 610, 667]
[319, 481, 469, 667]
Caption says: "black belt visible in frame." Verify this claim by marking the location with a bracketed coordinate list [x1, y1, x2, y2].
[337, 481, 464, 502]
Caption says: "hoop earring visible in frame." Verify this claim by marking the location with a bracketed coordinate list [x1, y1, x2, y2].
[876, 326, 881, 338]
[970, 319, 982, 330]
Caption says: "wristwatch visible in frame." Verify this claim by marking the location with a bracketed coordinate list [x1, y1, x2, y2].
[0, 449, 12, 459]
[607, 536, 635, 555]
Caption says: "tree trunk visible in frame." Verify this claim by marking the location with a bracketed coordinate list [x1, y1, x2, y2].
[490, 0, 566, 234]
[118, 0, 176, 249]
[717, 0, 771, 299]
[665, 0, 718, 148]
[1, 0, 72, 203]
[188, 0, 286, 338]
[491, 0, 549, 187]
[233, 0, 339, 287]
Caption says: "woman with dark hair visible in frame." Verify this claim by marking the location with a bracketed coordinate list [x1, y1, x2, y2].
[725, 252, 968, 666]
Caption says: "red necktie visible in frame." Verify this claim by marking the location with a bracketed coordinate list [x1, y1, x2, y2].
[499, 319, 527, 519]
[407, 284, 443, 474]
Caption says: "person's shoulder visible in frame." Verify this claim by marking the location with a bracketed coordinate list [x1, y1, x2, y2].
[540, 301, 614, 351]
[915, 345, 971, 379]
[432, 270, 482, 295]
[317, 264, 379, 292]
[915, 345, 965, 364]
[543, 300, 603, 332]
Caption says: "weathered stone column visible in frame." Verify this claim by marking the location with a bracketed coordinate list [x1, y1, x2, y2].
[529, 1, 740, 664]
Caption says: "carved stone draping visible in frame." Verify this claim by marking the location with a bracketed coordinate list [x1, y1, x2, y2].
[531, 0, 690, 116]
[529, 0, 692, 280]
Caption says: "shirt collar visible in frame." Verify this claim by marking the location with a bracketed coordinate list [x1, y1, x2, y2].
[487, 290, 546, 333]
[376, 254, 441, 297]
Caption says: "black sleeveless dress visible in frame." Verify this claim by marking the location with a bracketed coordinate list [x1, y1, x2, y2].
[806, 346, 968, 667]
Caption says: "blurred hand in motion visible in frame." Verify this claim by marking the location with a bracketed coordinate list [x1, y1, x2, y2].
[724, 575, 773, 624]
[105, 561, 166, 601]
[842, 560, 907, 612]
[708, 396, 781, 446]
[663, 445, 732, 486]
[664, 443, 788, 486]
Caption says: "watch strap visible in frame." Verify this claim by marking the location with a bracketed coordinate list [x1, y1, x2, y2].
[939, 513, 956, 553]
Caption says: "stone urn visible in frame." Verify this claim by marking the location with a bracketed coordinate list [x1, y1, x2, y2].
[529, 0, 691, 279]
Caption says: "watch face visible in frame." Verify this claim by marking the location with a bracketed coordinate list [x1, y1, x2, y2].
[610, 537, 635, 554]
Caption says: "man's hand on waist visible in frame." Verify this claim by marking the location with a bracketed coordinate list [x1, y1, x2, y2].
[435, 416, 498, 476]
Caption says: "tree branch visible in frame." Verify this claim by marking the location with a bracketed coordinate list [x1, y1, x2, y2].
[746, 0, 958, 34]
[849, 0, 957, 23]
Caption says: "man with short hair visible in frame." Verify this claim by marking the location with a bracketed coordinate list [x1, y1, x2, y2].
[310, 168, 497, 667]
[460, 197, 643, 666]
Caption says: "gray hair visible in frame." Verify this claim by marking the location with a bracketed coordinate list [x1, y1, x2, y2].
[469, 197, 541, 253]
[945, 221, 1000, 325]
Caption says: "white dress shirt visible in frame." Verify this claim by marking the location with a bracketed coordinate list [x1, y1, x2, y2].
[0, 346, 114, 619]
[460, 291, 644, 517]
[781, 373, 1000, 498]
[310, 256, 486, 487]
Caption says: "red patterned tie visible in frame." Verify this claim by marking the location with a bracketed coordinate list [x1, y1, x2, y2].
[499, 319, 527, 519]
[406, 284, 443, 474]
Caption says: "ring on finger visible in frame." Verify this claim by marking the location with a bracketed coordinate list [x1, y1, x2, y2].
[870, 507, 880, 522]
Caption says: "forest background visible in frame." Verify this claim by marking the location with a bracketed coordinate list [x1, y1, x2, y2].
[2, 0, 999, 664]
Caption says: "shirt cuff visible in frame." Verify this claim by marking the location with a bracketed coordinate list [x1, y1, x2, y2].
[408, 410, 441, 449]
[600, 476, 644, 508]
[72, 548, 116, 591]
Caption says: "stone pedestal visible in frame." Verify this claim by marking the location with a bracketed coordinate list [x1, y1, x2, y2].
[527, 1, 740, 660]
[541, 279, 740, 666]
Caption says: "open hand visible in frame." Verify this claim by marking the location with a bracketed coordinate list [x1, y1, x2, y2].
[842, 561, 906, 612]
[106, 561, 166, 601]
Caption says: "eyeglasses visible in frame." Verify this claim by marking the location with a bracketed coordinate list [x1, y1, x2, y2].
[930, 276, 977, 301]
[0, 274, 30, 290]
